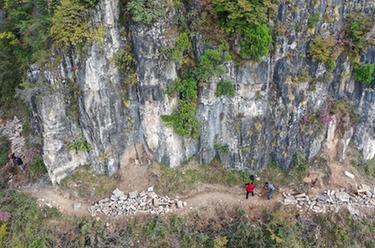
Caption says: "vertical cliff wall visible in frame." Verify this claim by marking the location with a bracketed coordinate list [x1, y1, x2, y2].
[27, 0, 375, 184]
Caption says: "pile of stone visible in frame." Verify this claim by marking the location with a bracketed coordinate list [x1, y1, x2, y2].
[282, 184, 375, 214]
[89, 187, 186, 216]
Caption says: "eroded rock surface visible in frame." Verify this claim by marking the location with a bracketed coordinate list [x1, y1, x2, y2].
[24, 0, 375, 183]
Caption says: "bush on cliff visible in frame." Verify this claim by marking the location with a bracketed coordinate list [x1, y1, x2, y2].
[51, 0, 95, 48]
[353, 63, 375, 85]
[308, 35, 342, 71]
[162, 45, 231, 138]
[212, 0, 274, 61]
[346, 14, 374, 51]
[127, 0, 165, 25]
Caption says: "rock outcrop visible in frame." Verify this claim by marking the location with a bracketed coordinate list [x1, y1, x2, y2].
[23, 0, 375, 183]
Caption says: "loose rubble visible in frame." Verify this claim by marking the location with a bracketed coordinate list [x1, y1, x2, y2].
[89, 187, 186, 216]
[344, 171, 355, 179]
[282, 184, 375, 215]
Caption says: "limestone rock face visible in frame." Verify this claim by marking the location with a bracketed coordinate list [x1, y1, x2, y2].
[27, 0, 375, 183]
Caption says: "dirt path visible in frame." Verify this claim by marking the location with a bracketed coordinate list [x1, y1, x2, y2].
[25, 184, 278, 217]
[25, 185, 90, 216]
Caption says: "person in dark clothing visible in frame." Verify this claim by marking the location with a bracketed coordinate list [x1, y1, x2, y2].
[245, 175, 256, 199]
[249, 174, 255, 183]
[9, 153, 24, 171]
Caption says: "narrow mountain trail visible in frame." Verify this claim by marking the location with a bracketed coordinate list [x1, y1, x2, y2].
[25, 183, 278, 218]
[24, 185, 90, 217]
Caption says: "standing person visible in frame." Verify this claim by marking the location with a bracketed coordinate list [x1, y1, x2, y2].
[245, 175, 255, 199]
[249, 174, 255, 183]
[264, 182, 275, 200]
[9, 153, 24, 171]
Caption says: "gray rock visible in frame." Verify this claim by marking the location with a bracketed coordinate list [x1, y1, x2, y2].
[335, 192, 350, 202]
[358, 184, 371, 194]
[347, 206, 360, 217]
[152, 198, 159, 207]
[112, 188, 125, 198]
[344, 171, 355, 179]
[176, 201, 183, 209]
[128, 191, 138, 199]
[284, 197, 298, 205]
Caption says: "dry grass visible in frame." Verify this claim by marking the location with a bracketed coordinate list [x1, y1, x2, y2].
[59, 165, 119, 201]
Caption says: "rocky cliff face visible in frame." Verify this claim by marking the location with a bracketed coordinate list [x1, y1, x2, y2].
[27, 0, 375, 184]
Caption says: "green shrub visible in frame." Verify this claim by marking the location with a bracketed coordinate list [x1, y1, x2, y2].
[0, 42, 22, 110]
[113, 45, 136, 72]
[67, 137, 91, 153]
[362, 158, 375, 180]
[214, 143, 230, 155]
[165, 32, 192, 64]
[292, 68, 312, 84]
[0, 190, 60, 247]
[0, 0, 51, 109]
[353, 63, 375, 85]
[162, 45, 230, 138]
[28, 156, 48, 179]
[0, 137, 10, 167]
[331, 99, 357, 124]
[113, 44, 139, 85]
[161, 100, 200, 139]
[60, 165, 118, 200]
[309, 35, 342, 71]
[240, 23, 272, 60]
[216, 80, 235, 97]
[195, 44, 231, 82]
[79, 0, 99, 7]
[127, 0, 165, 25]
[50, 0, 103, 48]
[213, 236, 228, 248]
[307, 12, 320, 28]
[346, 14, 374, 50]
[0, 224, 7, 245]
[144, 217, 169, 241]
[2, 0, 51, 63]
[167, 76, 197, 100]
[260, 155, 310, 189]
[288, 152, 309, 182]
[212, 0, 273, 61]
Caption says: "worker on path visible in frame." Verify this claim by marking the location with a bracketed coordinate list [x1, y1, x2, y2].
[245, 175, 255, 199]
[9, 153, 24, 171]
[264, 182, 275, 200]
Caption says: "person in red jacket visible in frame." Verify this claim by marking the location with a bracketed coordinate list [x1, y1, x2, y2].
[245, 175, 255, 199]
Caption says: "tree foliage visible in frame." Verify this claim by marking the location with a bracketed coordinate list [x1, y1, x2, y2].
[308, 35, 342, 71]
[216, 80, 235, 97]
[212, 0, 273, 61]
[161, 101, 200, 139]
[307, 12, 320, 28]
[162, 45, 231, 138]
[195, 44, 231, 82]
[50, 0, 93, 48]
[127, 0, 165, 25]
[0, 0, 51, 109]
[346, 14, 374, 50]
[164, 32, 192, 64]
[353, 64, 375, 85]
